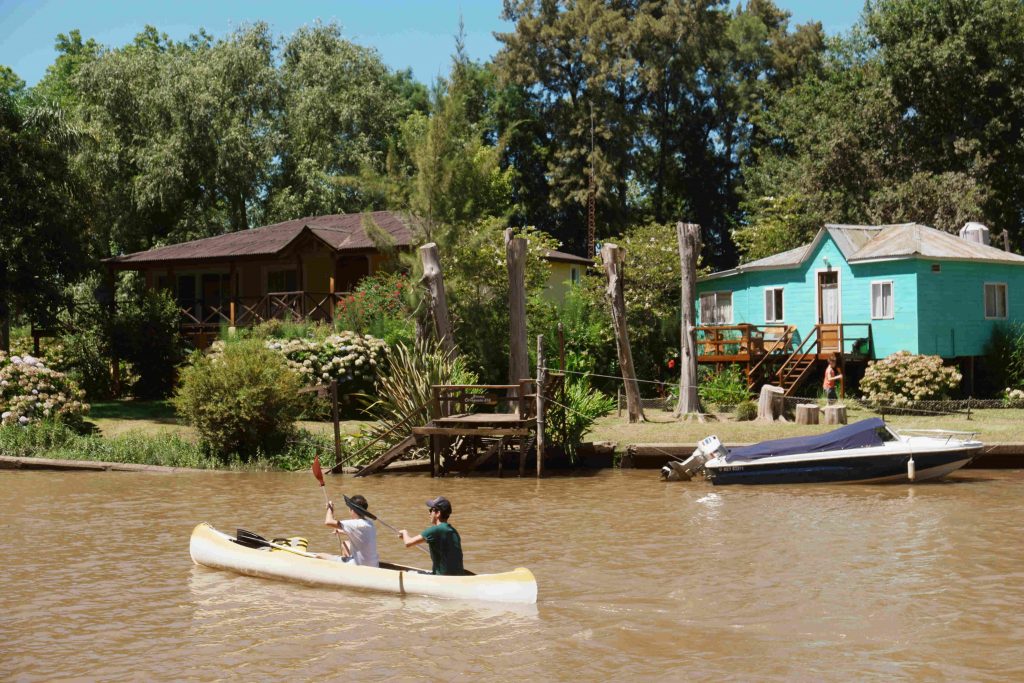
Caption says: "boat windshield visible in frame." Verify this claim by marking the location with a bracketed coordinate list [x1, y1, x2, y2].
[725, 417, 888, 462]
[876, 426, 897, 442]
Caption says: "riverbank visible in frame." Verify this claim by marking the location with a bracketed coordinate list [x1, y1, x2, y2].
[5, 400, 1024, 472]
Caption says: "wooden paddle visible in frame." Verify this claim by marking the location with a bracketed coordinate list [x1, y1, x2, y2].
[311, 453, 347, 555]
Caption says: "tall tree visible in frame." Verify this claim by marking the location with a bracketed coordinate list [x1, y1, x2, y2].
[0, 89, 87, 350]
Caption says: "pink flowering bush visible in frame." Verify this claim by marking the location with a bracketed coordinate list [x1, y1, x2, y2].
[0, 353, 89, 426]
[860, 351, 962, 406]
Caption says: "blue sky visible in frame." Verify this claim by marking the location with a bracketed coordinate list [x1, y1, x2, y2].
[0, 1, 865, 87]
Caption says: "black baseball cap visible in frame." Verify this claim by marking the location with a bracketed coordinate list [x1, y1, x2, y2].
[425, 496, 452, 515]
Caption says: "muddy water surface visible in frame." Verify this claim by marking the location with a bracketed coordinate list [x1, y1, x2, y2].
[3, 469, 1024, 681]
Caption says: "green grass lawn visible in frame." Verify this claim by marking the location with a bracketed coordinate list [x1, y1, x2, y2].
[85, 400, 375, 440]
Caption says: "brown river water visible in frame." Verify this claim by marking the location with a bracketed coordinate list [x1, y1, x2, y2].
[3, 468, 1024, 682]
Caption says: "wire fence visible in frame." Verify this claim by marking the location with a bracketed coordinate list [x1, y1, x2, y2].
[544, 365, 1020, 420]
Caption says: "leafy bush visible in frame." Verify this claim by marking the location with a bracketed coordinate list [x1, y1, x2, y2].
[173, 339, 304, 460]
[860, 351, 962, 406]
[734, 400, 757, 421]
[0, 353, 89, 427]
[334, 272, 415, 346]
[984, 323, 1024, 396]
[546, 378, 615, 459]
[45, 331, 119, 400]
[698, 364, 749, 408]
[112, 289, 185, 399]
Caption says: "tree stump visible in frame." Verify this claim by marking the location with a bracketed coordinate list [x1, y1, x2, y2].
[795, 403, 820, 425]
[824, 405, 848, 425]
[756, 384, 785, 422]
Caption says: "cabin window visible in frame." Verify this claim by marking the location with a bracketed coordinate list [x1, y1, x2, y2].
[699, 291, 733, 325]
[871, 281, 894, 319]
[984, 283, 1008, 319]
[267, 269, 298, 293]
[570, 266, 580, 284]
[764, 288, 784, 323]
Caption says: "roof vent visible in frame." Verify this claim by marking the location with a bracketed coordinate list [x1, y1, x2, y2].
[959, 222, 990, 246]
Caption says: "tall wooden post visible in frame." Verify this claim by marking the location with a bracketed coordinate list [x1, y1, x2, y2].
[506, 230, 529, 394]
[419, 243, 456, 357]
[601, 243, 645, 423]
[675, 222, 704, 420]
[229, 261, 237, 328]
[330, 380, 342, 469]
[536, 334, 546, 478]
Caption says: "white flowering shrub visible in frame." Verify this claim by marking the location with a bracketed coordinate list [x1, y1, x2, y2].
[268, 332, 387, 394]
[0, 353, 89, 427]
[860, 351, 962, 406]
[208, 332, 387, 417]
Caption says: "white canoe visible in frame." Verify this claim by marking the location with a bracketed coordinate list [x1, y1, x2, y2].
[189, 523, 538, 604]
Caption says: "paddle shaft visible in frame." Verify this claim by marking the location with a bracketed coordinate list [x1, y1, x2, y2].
[344, 496, 430, 557]
[320, 485, 347, 554]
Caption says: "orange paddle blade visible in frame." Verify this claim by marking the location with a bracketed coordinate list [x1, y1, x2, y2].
[312, 453, 325, 486]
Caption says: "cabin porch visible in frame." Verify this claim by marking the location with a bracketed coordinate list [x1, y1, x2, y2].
[696, 323, 874, 396]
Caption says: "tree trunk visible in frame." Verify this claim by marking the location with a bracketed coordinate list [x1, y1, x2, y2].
[601, 243, 645, 423]
[419, 243, 456, 357]
[506, 230, 529, 389]
[675, 222, 704, 420]
[0, 298, 9, 354]
[757, 384, 784, 422]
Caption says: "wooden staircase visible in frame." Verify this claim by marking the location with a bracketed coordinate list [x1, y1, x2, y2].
[775, 326, 822, 396]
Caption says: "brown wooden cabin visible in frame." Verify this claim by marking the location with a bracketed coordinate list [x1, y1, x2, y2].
[696, 323, 874, 396]
[105, 211, 415, 346]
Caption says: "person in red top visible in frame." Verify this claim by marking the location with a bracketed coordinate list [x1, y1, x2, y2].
[824, 353, 843, 404]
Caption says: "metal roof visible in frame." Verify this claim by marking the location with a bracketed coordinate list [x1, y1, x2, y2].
[543, 249, 594, 266]
[702, 222, 1024, 280]
[107, 211, 416, 265]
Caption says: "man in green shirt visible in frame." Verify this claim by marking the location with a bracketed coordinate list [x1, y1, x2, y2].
[398, 496, 465, 575]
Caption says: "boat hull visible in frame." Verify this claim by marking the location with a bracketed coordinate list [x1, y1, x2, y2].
[706, 448, 980, 485]
[189, 523, 537, 604]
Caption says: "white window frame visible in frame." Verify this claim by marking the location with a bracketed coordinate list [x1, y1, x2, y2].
[699, 291, 733, 325]
[984, 282, 1008, 319]
[871, 280, 894, 320]
[764, 287, 784, 323]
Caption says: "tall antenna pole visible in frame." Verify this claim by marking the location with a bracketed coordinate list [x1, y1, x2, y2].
[587, 103, 596, 259]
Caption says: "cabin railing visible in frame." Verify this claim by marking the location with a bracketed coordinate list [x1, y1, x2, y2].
[177, 291, 356, 333]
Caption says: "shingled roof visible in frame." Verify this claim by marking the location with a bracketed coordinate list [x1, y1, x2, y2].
[702, 222, 1024, 280]
[108, 211, 417, 266]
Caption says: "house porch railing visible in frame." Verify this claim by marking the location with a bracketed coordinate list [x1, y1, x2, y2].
[177, 291, 355, 336]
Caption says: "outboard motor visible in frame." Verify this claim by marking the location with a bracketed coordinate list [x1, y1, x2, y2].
[661, 435, 729, 481]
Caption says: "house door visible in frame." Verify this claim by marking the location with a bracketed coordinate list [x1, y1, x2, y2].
[818, 271, 840, 353]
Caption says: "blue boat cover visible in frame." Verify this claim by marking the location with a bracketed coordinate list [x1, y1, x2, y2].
[725, 417, 887, 462]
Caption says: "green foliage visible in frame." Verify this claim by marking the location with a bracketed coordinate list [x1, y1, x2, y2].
[698, 365, 750, 408]
[546, 379, 615, 460]
[0, 86, 88, 342]
[733, 195, 822, 263]
[112, 288, 184, 398]
[334, 271, 415, 346]
[860, 351, 963, 406]
[983, 323, 1024, 396]
[48, 329, 117, 400]
[734, 400, 758, 422]
[173, 339, 304, 460]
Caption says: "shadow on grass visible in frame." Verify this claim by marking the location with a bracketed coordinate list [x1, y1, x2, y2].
[87, 400, 179, 423]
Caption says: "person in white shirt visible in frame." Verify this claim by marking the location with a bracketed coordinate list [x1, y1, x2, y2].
[316, 495, 379, 567]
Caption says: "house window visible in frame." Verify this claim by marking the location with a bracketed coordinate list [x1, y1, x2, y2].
[570, 266, 580, 284]
[984, 283, 1008, 319]
[871, 281, 894, 319]
[267, 269, 298, 293]
[764, 288, 784, 323]
[699, 291, 733, 324]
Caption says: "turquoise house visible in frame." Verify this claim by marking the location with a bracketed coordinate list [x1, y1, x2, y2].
[695, 223, 1024, 393]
